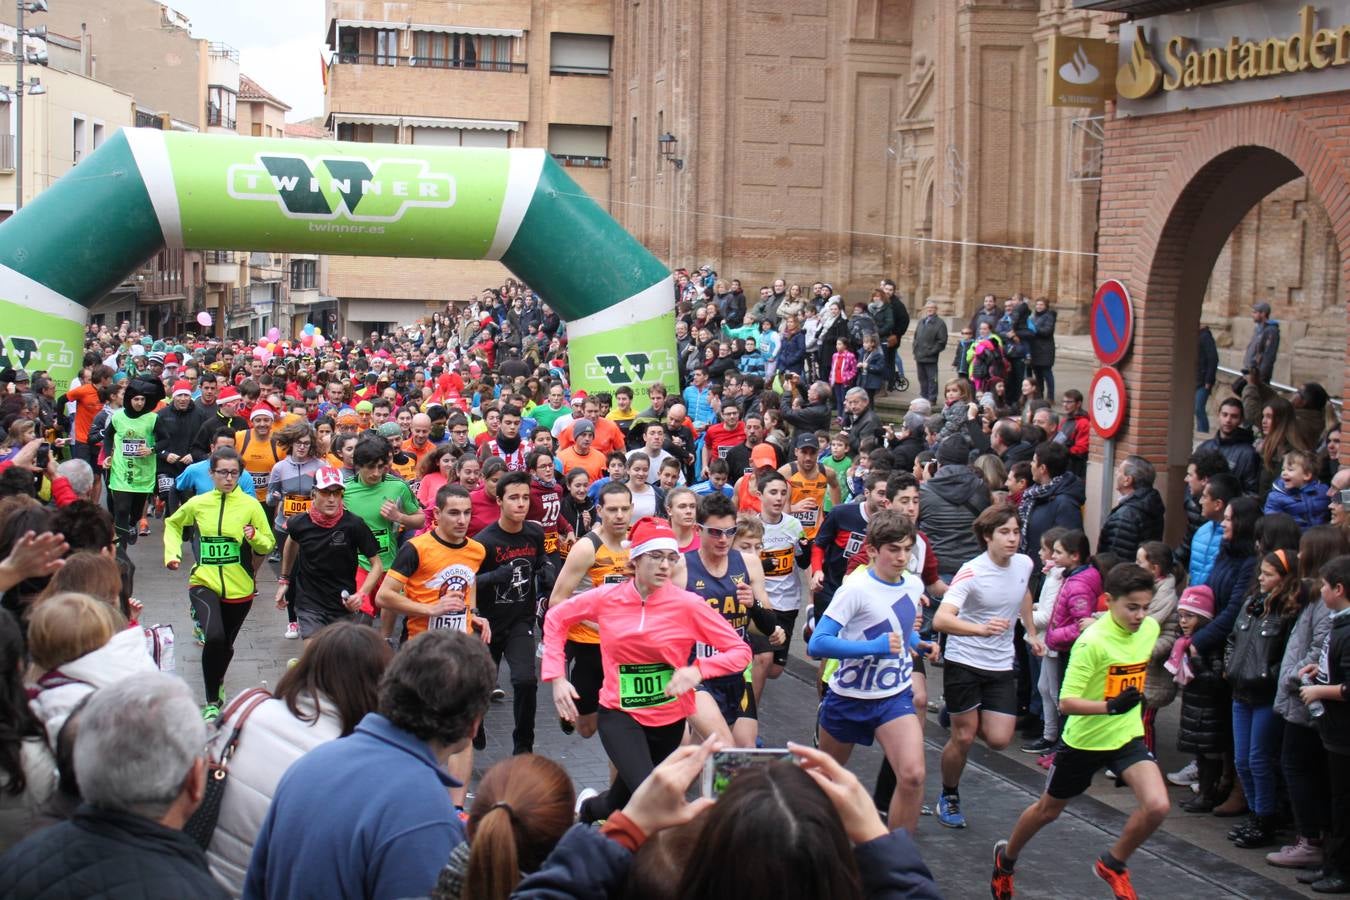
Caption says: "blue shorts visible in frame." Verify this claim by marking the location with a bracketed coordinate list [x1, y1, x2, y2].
[818, 688, 914, 747]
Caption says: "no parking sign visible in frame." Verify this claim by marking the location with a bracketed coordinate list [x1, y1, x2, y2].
[1090, 280, 1134, 366]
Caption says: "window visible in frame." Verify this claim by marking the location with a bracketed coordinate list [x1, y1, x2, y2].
[376, 29, 398, 65]
[550, 33, 611, 75]
[92, 122, 105, 150]
[207, 86, 236, 128]
[291, 259, 317, 290]
[338, 29, 359, 63]
[336, 122, 398, 143]
[72, 116, 85, 163]
[411, 127, 509, 148]
[548, 125, 609, 167]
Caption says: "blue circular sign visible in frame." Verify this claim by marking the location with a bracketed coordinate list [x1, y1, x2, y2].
[1090, 279, 1134, 366]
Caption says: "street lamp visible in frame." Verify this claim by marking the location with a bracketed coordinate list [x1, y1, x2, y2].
[657, 132, 683, 170]
[15, 0, 49, 212]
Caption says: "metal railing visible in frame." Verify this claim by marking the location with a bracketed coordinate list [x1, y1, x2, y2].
[1216, 364, 1343, 409]
[208, 43, 240, 62]
[551, 154, 610, 168]
[206, 108, 236, 129]
[336, 52, 525, 73]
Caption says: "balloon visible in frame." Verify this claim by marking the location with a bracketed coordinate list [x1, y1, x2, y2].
[267, 327, 280, 342]
[252, 346, 267, 360]
[303, 323, 315, 335]
[314, 327, 322, 337]
[301, 334, 314, 347]
[314, 334, 326, 348]
[196, 311, 213, 327]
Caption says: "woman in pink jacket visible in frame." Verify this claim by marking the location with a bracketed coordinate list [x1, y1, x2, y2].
[543, 516, 751, 824]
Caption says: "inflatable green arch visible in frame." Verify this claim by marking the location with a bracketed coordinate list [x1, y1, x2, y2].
[0, 128, 677, 398]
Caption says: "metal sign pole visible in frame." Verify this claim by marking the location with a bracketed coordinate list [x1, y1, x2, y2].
[1101, 437, 1115, 530]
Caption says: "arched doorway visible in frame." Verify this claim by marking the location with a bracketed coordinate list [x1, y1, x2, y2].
[1095, 98, 1350, 538]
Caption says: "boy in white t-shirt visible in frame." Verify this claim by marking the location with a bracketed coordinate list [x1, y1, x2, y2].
[806, 509, 939, 834]
[758, 470, 807, 682]
[932, 503, 1045, 830]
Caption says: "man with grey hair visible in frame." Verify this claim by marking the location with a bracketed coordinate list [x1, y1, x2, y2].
[55, 457, 95, 503]
[887, 411, 930, 473]
[1098, 454, 1166, 560]
[840, 387, 883, 455]
[0, 671, 226, 898]
[912, 299, 948, 404]
[782, 380, 832, 437]
[907, 397, 933, 417]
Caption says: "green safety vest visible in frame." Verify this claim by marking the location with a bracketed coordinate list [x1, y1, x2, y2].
[108, 408, 158, 493]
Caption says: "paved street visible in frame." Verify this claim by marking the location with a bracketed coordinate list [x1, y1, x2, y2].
[130, 522, 1308, 899]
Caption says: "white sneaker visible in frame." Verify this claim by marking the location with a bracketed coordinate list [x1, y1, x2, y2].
[1166, 760, 1199, 786]
[284, 622, 300, 640]
[575, 787, 599, 818]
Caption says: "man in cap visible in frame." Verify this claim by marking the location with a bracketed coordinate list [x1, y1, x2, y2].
[235, 407, 285, 503]
[275, 466, 383, 641]
[780, 432, 842, 543]
[557, 419, 606, 481]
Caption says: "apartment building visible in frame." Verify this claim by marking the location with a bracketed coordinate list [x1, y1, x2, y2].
[323, 0, 613, 338]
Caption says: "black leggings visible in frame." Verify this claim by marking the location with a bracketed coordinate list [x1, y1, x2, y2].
[1282, 720, 1330, 840]
[189, 586, 252, 704]
[583, 708, 685, 823]
[110, 490, 151, 558]
[488, 618, 538, 754]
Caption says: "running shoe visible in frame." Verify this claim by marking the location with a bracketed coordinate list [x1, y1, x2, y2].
[1037, 752, 1055, 770]
[559, 717, 575, 736]
[1166, 760, 1199, 786]
[937, 793, 966, 829]
[284, 622, 300, 640]
[1093, 858, 1137, 900]
[1021, 737, 1056, 754]
[202, 703, 221, 723]
[920, 803, 932, 816]
[192, 622, 206, 647]
[575, 787, 598, 819]
[990, 840, 1015, 900]
[491, 687, 506, 703]
[138, 518, 151, 537]
[938, 703, 951, 730]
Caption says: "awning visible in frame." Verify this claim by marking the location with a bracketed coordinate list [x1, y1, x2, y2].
[329, 112, 402, 128]
[406, 23, 524, 38]
[327, 18, 523, 43]
[405, 116, 518, 131]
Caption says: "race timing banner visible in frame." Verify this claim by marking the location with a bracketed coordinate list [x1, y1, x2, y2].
[0, 129, 677, 399]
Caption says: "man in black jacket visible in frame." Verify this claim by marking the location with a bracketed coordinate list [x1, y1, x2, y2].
[155, 382, 209, 518]
[1196, 398, 1260, 496]
[840, 388, 884, 456]
[0, 671, 228, 899]
[882, 279, 910, 391]
[782, 381, 833, 438]
[1098, 455, 1167, 561]
[1019, 441, 1085, 558]
[1195, 325, 1218, 433]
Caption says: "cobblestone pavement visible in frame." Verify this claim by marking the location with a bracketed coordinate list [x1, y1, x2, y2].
[131, 527, 1302, 899]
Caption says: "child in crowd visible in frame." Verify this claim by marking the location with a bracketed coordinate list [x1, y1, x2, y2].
[1026, 527, 1068, 762]
[1264, 450, 1330, 529]
[847, 444, 872, 500]
[1136, 541, 1181, 755]
[1169, 585, 1230, 813]
[857, 333, 887, 403]
[691, 458, 735, 498]
[938, 379, 971, 441]
[820, 434, 853, 509]
[953, 326, 975, 379]
[586, 451, 630, 502]
[829, 338, 858, 417]
[1297, 556, 1350, 893]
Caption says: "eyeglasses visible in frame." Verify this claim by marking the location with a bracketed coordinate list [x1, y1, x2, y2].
[212, 469, 240, 479]
[700, 525, 737, 539]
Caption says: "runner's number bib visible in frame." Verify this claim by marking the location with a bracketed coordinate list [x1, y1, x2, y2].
[200, 536, 242, 566]
[429, 612, 468, 632]
[122, 438, 146, 456]
[617, 663, 675, 709]
[1105, 661, 1147, 699]
[282, 494, 311, 517]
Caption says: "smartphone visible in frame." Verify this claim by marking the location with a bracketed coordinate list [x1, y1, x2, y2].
[700, 748, 794, 799]
[35, 443, 49, 468]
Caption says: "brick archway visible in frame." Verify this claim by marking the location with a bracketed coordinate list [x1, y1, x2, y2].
[1095, 95, 1350, 539]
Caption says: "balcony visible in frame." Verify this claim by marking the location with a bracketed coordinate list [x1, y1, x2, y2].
[205, 251, 238, 286]
[206, 108, 236, 130]
[329, 58, 530, 122]
[547, 74, 610, 125]
[551, 154, 609, 168]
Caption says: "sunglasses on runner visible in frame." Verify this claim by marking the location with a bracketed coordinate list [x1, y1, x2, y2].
[700, 525, 737, 539]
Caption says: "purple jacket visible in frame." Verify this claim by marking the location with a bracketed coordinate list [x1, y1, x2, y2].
[1047, 565, 1102, 653]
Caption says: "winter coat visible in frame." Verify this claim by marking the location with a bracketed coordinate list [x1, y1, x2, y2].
[0, 737, 57, 853]
[777, 330, 806, 373]
[912, 314, 948, 363]
[885, 432, 927, 475]
[738, 349, 768, 378]
[889, 296, 911, 339]
[206, 693, 345, 897]
[782, 401, 832, 438]
[1243, 320, 1280, 383]
[938, 401, 969, 441]
[858, 348, 888, 392]
[1187, 520, 1223, 588]
[1177, 643, 1231, 755]
[1097, 487, 1166, 561]
[1263, 477, 1331, 529]
[0, 804, 229, 900]
[869, 303, 894, 341]
[1047, 565, 1102, 653]
[829, 351, 858, 387]
[1225, 599, 1297, 705]
[1019, 473, 1086, 558]
[953, 337, 975, 376]
[1144, 575, 1181, 708]
[512, 820, 942, 900]
[1191, 543, 1258, 655]
[1197, 428, 1261, 496]
[1273, 589, 1332, 726]
[1030, 309, 1057, 367]
[840, 406, 884, 455]
[28, 627, 159, 745]
[1196, 327, 1218, 389]
[918, 465, 991, 575]
[1294, 407, 1326, 455]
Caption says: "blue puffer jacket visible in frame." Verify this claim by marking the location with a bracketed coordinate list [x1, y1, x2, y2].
[1262, 477, 1330, 529]
[1191, 542, 1258, 655]
[511, 821, 942, 899]
[1187, 520, 1223, 588]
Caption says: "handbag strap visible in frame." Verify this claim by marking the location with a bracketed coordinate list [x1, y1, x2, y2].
[213, 687, 272, 768]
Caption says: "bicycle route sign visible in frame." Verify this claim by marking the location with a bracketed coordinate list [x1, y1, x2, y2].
[1089, 365, 1127, 439]
[1090, 279, 1134, 366]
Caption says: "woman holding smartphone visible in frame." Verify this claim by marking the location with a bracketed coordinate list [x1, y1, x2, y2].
[542, 516, 750, 824]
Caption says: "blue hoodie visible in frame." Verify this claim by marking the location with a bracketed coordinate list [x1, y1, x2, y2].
[1263, 477, 1330, 529]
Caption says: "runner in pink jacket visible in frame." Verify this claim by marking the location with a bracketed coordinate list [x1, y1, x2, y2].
[543, 516, 750, 822]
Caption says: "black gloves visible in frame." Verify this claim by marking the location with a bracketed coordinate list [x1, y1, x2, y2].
[1105, 686, 1143, 716]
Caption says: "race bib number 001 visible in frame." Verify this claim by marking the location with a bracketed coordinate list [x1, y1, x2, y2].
[1105, 661, 1147, 699]
[617, 662, 675, 710]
